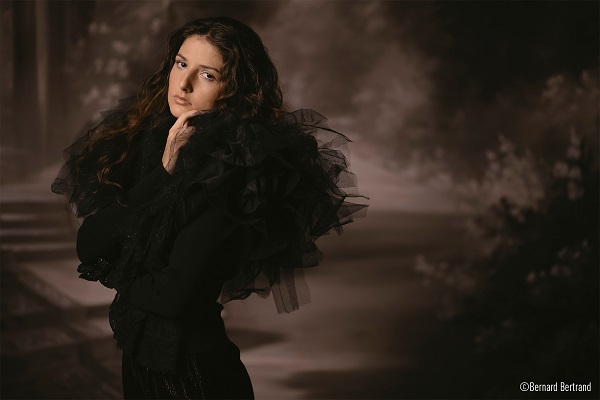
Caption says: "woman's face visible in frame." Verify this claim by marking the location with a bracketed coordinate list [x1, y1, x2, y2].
[167, 35, 224, 118]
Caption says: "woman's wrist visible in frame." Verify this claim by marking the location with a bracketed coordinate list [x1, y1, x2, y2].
[162, 145, 176, 174]
[162, 158, 174, 174]
[162, 135, 180, 174]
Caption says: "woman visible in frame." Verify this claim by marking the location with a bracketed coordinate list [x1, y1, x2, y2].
[52, 16, 366, 399]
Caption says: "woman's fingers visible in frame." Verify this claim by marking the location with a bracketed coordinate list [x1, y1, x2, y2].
[173, 126, 196, 144]
[163, 110, 200, 173]
[170, 109, 200, 133]
[179, 126, 195, 138]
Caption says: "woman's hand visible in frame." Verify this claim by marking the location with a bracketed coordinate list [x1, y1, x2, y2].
[162, 109, 201, 174]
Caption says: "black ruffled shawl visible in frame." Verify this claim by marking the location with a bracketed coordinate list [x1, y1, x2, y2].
[53, 104, 367, 371]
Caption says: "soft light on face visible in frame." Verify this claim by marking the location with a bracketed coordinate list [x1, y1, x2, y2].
[168, 35, 224, 118]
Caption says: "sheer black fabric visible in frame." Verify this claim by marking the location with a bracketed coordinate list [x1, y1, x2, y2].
[52, 97, 148, 216]
[53, 104, 367, 376]
[53, 105, 367, 316]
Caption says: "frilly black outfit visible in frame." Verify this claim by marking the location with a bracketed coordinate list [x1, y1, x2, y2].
[52, 103, 366, 382]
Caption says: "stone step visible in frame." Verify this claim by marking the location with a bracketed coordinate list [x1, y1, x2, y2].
[1, 212, 75, 229]
[1, 241, 77, 262]
[1, 200, 67, 215]
[1, 264, 120, 395]
[1, 318, 111, 359]
[0, 178, 123, 399]
[0, 227, 74, 244]
[1, 256, 114, 333]
[1, 316, 120, 394]
[2, 299, 109, 330]
[1, 361, 121, 400]
[2, 259, 115, 311]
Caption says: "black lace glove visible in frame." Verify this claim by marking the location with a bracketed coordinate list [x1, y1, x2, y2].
[77, 258, 115, 288]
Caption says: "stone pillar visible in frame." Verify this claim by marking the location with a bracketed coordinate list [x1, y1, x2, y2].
[0, 1, 15, 161]
[0, 0, 42, 181]
[0, 1, 95, 182]
[35, 0, 49, 152]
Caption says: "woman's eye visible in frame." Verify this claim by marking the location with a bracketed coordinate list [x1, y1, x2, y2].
[201, 72, 215, 81]
[176, 60, 187, 68]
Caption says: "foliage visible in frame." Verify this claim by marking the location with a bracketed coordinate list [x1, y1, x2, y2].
[415, 134, 548, 318]
[468, 131, 598, 394]
[415, 131, 599, 395]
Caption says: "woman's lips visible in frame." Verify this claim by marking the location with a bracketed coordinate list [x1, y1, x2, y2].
[173, 95, 191, 106]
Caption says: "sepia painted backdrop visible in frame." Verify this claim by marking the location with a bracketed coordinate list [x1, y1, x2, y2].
[1, 1, 598, 399]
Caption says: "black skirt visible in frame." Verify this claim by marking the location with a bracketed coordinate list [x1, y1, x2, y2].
[121, 340, 254, 399]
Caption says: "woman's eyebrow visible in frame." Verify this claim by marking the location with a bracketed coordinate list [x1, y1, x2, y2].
[176, 53, 221, 74]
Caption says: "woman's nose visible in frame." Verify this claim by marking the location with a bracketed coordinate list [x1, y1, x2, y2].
[179, 73, 192, 92]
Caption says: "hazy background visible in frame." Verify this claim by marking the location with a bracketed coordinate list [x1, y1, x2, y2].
[1, 1, 598, 399]
[2, 0, 598, 207]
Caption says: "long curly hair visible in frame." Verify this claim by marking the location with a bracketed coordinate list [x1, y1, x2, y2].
[84, 17, 285, 192]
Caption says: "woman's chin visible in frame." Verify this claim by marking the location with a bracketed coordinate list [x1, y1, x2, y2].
[168, 103, 190, 118]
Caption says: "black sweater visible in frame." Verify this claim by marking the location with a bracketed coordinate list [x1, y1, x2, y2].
[76, 163, 238, 355]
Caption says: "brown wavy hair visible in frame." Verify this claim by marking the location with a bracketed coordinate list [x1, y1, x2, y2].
[87, 17, 285, 191]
